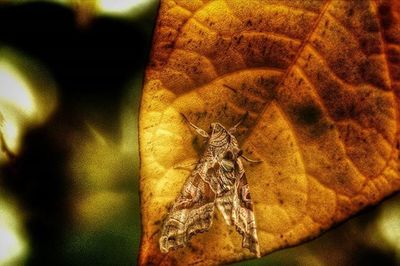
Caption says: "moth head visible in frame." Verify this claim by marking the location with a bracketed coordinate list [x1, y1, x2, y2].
[208, 122, 231, 147]
[210, 122, 227, 135]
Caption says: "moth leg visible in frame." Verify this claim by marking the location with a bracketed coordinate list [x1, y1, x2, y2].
[173, 160, 198, 169]
[180, 113, 209, 138]
[241, 155, 262, 163]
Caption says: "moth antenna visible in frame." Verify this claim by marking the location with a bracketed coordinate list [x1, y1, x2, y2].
[241, 155, 262, 163]
[229, 111, 249, 133]
[180, 113, 209, 138]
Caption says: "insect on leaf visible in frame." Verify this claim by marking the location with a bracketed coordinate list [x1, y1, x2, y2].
[139, 0, 400, 265]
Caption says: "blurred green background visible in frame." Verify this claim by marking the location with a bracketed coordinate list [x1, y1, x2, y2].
[0, 1, 399, 265]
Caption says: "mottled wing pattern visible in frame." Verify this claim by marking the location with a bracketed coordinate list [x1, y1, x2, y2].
[232, 171, 260, 257]
[216, 158, 260, 257]
[159, 170, 216, 253]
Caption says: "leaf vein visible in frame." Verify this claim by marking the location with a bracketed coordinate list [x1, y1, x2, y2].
[244, 0, 333, 141]
[325, 11, 371, 58]
[294, 65, 368, 190]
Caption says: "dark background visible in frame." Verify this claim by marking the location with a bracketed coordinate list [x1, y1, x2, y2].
[0, 1, 157, 265]
[0, 1, 399, 265]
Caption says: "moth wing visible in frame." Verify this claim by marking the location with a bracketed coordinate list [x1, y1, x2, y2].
[216, 164, 260, 257]
[159, 170, 216, 253]
[232, 172, 260, 257]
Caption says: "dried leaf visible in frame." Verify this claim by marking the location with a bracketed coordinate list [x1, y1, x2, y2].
[139, 0, 400, 265]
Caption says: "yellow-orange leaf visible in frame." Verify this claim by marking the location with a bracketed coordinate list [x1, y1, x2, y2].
[139, 0, 400, 265]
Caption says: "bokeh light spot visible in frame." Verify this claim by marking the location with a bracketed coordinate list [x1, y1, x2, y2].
[1, 113, 20, 153]
[378, 201, 400, 251]
[0, 61, 36, 118]
[0, 194, 28, 265]
[0, 48, 58, 162]
[97, 0, 155, 15]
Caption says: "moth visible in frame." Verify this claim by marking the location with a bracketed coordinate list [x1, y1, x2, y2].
[159, 112, 261, 257]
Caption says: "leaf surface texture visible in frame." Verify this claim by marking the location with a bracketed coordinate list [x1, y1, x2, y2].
[139, 0, 400, 264]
